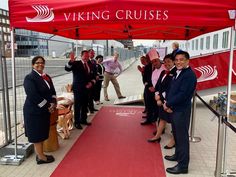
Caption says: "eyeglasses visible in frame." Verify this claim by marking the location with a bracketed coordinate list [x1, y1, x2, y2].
[35, 62, 45, 64]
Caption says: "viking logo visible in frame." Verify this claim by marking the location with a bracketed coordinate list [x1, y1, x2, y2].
[194, 65, 218, 82]
[26, 5, 54, 22]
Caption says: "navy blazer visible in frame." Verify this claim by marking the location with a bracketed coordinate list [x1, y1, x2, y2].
[96, 63, 105, 80]
[155, 67, 177, 103]
[65, 60, 96, 91]
[88, 59, 98, 77]
[143, 63, 152, 86]
[23, 70, 56, 114]
[166, 67, 197, 111]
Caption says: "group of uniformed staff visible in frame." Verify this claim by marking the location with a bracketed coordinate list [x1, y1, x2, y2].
[138, 43, 197, 174]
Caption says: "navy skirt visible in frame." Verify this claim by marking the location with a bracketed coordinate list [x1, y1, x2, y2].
[159, 106, 171, 123]
[23, 108, 50, 143]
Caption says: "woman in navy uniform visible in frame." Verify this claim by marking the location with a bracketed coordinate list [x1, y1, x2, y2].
[148, 54, 176, 149]
[94, 55, 105, 105]
[23, 56, 57, 164]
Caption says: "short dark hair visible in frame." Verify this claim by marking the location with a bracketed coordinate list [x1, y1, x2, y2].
[175, 51, 190, 60]
[95, 55, 103, 60]
[81, 50, 88, 56]
[88, 49, 94, 52]
[32, 56, 45, 65]
[140, 56, 146, 60]
[145, 54, 150, 61]
[163, 54, 174, 61]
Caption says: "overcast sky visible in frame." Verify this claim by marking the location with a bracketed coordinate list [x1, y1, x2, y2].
[1, 1, 155, 46]
[133, 40, 155, 47]
[1, 0, 8, 10]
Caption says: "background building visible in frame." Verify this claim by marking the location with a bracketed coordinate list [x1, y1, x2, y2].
[0, 8, 127, 58]
[0, 8, 11, 57]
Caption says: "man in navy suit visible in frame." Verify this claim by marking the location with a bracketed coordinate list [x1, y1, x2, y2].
[65, 50, 96, 129]
[163, 51, 197, 174]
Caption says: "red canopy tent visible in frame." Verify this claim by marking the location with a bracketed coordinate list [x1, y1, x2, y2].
[9, 0, 236, 40]
[7, 0, 236, 175]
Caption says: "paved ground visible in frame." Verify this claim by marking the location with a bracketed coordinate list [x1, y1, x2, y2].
[0, 59, 235, 177]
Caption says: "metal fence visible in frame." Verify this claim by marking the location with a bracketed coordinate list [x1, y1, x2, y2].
[0, 34, 141, 148]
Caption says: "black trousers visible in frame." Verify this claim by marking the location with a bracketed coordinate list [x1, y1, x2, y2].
[88, 87, 95, 111]
[143, 86, 148, 111]
[73, 89, 89, 124]
[170, 107, 191, 168]
[145, 87, 159, 122]
[94, 80, 103, 101]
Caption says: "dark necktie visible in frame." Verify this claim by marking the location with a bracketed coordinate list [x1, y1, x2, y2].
[42, 74, 50, 82]
[165, 70, 170, 75]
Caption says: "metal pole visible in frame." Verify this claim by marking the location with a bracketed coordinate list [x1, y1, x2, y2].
[222, 26, 235, 174]
[215, 116, 225, 177]
[2, 52, 11, 142]
[71, 42, 74, 52]
[0, 44, 9, 146]
[186, 40, 189, 52]
[75, 40, 78, 58]
[10, 28, 19, 159]
[189, 91, 201, 142]
[46, 39, 49, 56]
[10, 28, 24, 164]
[0, 28, 24, 166]
[106, 40, 109, 56]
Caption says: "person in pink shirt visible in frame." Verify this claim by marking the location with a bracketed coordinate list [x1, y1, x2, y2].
[141, 49, 165, 125]
[102, 52, 126, 101]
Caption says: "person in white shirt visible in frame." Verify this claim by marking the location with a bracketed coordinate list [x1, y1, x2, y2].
[102, 52, 126, 101]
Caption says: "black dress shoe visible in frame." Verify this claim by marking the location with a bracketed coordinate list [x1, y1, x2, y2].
[147, 137, 161, 143]
[74, 123, 83, 129]
[164, 154, 177, 161]
[166, 165, 188, 174]
[92, 108, 99, 111]
[36, 155, 55, 165]
[45, 155, 55, 161]
[164, 144, 175, 149]
[80, 121, 92, 126]
[36, 155, 55, 161]
[140, 120, 152, 125]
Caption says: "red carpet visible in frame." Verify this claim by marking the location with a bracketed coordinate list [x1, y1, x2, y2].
[51, 106, 166, 177]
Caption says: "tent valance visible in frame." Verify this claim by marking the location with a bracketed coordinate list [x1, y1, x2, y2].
[9, 0, 236, 40]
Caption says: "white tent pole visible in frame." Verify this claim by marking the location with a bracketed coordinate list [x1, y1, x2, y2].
[10, 27, 18, 159]
[223, 26, 235, 174]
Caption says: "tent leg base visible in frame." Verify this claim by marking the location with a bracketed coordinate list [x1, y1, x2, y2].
[189, 137, 201, 143]
[0, 155, 24, 165]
